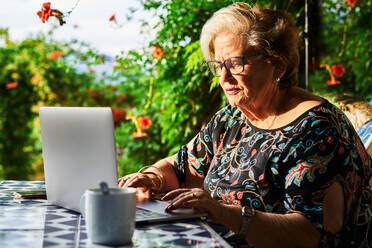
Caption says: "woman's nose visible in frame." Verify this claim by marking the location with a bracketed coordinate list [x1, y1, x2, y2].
[219, 66, 232, 83]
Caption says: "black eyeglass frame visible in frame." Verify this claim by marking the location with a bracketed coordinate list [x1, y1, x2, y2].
[206, 52, 263, 77]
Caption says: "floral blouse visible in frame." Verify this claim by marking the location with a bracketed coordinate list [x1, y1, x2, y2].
[173, 101, 371, 248]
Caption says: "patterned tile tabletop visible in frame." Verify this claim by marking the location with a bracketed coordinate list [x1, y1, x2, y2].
[0, 181, 231, 248]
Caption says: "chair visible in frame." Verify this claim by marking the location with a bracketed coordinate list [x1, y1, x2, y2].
[357, 119, 372, 156]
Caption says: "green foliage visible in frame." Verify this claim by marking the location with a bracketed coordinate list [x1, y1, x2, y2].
[1, 0, 370, 179]
[309, 0, 372, 100]
[115, 0, 306, 174]
[0, 30, 98, 179]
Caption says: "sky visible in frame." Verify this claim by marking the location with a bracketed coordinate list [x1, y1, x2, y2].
[0, 0, 158, 56]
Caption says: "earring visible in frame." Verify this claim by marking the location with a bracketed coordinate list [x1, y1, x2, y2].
[274, 77, 280, 84]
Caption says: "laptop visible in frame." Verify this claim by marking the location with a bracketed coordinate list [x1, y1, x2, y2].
[39, 107, 206, 223]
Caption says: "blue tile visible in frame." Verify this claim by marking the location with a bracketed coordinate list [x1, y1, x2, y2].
[56, 233, 76, 241]
[42, 240, 59, 247]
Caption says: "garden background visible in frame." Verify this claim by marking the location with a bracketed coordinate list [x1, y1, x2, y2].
[0, 0, 371, 180]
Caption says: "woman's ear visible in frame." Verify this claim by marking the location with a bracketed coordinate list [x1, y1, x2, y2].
[273, 58, 286, 80]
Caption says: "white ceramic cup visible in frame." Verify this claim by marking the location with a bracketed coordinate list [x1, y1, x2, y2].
[80, 187, 136, 246]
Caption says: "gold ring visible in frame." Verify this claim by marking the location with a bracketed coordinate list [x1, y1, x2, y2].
[192, 191, 198, 199]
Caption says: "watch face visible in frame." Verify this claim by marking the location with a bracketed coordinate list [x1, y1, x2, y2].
[242, 206, 254, 217]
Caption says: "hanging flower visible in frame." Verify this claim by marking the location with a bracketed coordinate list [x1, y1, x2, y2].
[126, 115, 150, 138]
[37, 2, 65, 26]
[6, 82, 18, 89]
[133, 130, 148, 138]
[138, 116, 152, 130]
[320, 64, 342, 86]
[49, 51, 62, 60]
[109, 14, 117, 23]
[152, 45, 165, 60]
[346, 0, 358, 8]
[327, 79, 342, 86]
[331, 64, 345, 77]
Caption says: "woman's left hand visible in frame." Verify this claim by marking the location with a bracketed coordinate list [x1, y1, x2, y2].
[161, 188, 224, 223]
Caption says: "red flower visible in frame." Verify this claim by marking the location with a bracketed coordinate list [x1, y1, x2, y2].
[112, 108, 126, 122]
[133, 130, 148, 138]
[6, 82, 18, 89]
[86, 89, 97, 97]
[109, 14, 117, 23]
[49, 51, 62, 60]
[152, 45, 165, 60]
[138, 116, 152, 130]
[346, 0, 357, 8]
[37, 2, 65, 26]
[116, 94, 127, 104]
[331, 64, 345, 77]
[320, 64, 342, 86]
[327, 79, 342, 86]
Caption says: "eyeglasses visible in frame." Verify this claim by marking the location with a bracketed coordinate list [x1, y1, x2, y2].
[206, 52, 262, 77]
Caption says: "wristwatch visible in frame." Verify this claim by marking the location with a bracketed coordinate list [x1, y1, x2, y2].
[239, 206, 255, 238]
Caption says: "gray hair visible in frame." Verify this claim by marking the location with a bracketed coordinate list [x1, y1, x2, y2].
[200, 2, 300, 88]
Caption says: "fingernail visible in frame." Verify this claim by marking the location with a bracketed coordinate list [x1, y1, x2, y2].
[166, 204, 174, 211]
[161, 196, 166, 201]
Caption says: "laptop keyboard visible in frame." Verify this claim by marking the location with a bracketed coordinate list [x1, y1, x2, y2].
[136, 207, 171, 221]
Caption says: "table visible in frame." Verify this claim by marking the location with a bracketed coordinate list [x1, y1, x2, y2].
[0, 181, 232, 248]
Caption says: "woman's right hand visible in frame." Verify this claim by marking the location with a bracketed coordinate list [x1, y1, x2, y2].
[118, 173, 156, 190]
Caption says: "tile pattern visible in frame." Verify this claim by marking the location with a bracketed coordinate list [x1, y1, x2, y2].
[0, 181, 231, 248]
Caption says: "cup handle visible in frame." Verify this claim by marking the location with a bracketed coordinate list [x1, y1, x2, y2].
[80, 192, 86, 217]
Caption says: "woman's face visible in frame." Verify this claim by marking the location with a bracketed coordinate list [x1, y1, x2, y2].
[214, 33, 278, 112]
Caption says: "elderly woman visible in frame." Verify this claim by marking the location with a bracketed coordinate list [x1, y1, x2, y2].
[119, 3, 371, 248]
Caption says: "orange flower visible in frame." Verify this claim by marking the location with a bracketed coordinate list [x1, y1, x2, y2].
[346, 0, 357, 8]
[6, 82, 18, 89]
[37, 2, 65, 26]
[331, 64, 345, 77]
[327, 79, 342, 86]
[152, 45, 165, 60]
[320, 64, 342, 86]
[138, 116, 152, 130]
[49, 51, 62, 60]
[133, 130, 148, 138]
[109, 14, 117, 23]
[126, 115, 150, 138]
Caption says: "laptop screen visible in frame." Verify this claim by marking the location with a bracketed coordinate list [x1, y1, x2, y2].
[39, 107, 118, 213]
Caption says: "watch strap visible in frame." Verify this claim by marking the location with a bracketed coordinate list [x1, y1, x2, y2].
[239, 206, 255, 238]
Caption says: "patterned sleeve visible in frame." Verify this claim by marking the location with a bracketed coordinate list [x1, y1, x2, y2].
[281, 109, 371, 247]
[173, 108, 226, 185]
